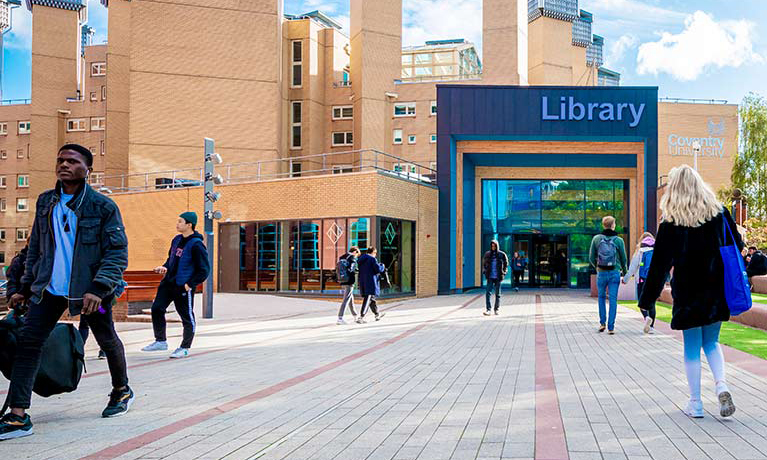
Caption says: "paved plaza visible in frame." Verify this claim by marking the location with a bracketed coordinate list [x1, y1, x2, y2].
[2, 291, 767, 460]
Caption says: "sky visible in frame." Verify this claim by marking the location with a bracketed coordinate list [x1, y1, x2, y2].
[2, 0, 766, 105]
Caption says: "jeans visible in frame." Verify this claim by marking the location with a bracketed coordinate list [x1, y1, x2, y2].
[486, 278, 501, 311]
[152, 282, 196, 349]
[338, 285, 357, 318]
[9, 292, 129, 409]
[597, 270, 621, 330]
[682, 322, 727, 401]
[636, 278, 656, 327]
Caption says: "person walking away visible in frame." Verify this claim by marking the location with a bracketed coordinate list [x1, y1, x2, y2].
[511, 251, 525, 292]
[640, 165, 739, 419]
[623, 232, 657, 334]
[1, 144, 132, 440]
[745, 247, 767, 288]
[142, 212, 210, 359]
[356, 247, 386, 324]
[336, 247, 360, 325]
[589, 216, 628, 334]
[482, 240, 509, 316]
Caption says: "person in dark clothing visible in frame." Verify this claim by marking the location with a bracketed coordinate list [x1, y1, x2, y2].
[337, 247, 360, 325]
[5, 245, 28, 305]
[589, 216, 628, 334]
[482, 240, 509, 315]
[552, 250, 567, 287]
[511, 251, 526, 291]
[639, 165, 739, 420]
[142, 212, 210, 358]
[1, 144, 132, 441]
[746, 247, 767, 284]
[356, 247, 386, 324]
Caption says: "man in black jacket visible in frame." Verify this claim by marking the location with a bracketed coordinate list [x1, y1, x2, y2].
[482, 240, 509, 315]
[1, 144, 131, 441]
[746, 247, 767, 285]
[5, 244, 28, 304]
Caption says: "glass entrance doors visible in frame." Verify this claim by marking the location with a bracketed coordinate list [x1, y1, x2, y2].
[511, 234, 568, 288]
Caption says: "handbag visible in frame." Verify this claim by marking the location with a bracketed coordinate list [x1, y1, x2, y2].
[719, 217, 752, 316]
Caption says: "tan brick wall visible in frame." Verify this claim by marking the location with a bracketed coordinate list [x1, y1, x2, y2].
[482, 0, 527, 84]
[528, 16, 574, 85]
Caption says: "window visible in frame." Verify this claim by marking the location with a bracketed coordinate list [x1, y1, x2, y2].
[408, 135, 416, 144]
[100, 140, 105, 156]
[91, 62, 106, 76]
[394, 163, 417, 173]
[393, 129, 403, 144]
[0, 150, 6, 159]
[291, 162, 302, 178]
[0, 199, 5, 212]
[332, 132, 353, 146]
[67, 118, 87, 132]
[91, 172, 104, 185]
[16, 149, 24, 159]
[16, 228, 29, 242]
[91, 117, 106, 131]
[290, 101, 302, 149]
[401, 68, 413, 78]
[90, 92, 97, 102]
[415, 67, 432, 76]
[0, 229, 5, 241]
[332, 165, 354, 174]
[402, 54, 412, 65]
[101, 85, 107, 100]
[16, 198, 28, 212]
[0, 122, 7, 135]
[430, 134, 437, 144]
[0, 176, 5, 188]
[394, 102, 416, 117]
[17, 175, 29, 188]
[0, 252, 4, 264]
[291, 40, 302, 88]
[434, 51, 453, 63]
[18, 121, 30, 134]
[332, 106, 353, 120]
[414, 53, 432, 64]
[430, 161, 437, 170]
[430, 100, 437, 116]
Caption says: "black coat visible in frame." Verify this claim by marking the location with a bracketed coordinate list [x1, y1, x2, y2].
[747, 251, 767, 275]
[6, 246, 28, 300]
[639, 208, 743, 330]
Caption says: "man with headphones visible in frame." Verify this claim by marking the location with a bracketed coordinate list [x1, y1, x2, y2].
[1, 144, 132, 440]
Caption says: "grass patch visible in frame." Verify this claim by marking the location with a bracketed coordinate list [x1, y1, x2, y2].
[751, 292, 767, 304]
[618, 301, 767, 360]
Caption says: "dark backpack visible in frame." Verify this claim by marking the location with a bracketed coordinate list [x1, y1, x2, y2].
[336, 257, 352, 284]
[597, 236, 618, 267]
[639, 249, 654, 279]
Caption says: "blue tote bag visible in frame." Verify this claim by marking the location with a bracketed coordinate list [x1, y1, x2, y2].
[720, 217, 752, 316]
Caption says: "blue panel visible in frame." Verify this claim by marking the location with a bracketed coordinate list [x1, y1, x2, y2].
[462, 160, 476, 289]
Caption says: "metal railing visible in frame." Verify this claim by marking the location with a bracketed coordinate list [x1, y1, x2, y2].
[0, 98, 31, 105]
[659, 97, 729, 105]
[92, 149, 437, 195]
[396, 73, 482, 84]
[332, 80, 352, 88]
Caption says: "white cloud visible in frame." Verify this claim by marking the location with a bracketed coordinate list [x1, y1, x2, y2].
[87, 0, 109, 44]
[4, 3, 32, 51]
[587, 0, 687, 26]
[402, 0, 482, 51]
[637, 11, 763, 81]
[605, 34, 638, 69]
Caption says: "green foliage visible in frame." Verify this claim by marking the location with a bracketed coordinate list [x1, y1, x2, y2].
[742, 218, 767, 249]
[732, 93, 767, 219]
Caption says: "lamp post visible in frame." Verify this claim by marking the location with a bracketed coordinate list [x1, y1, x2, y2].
[692, 140, 701, 171]
[203, 138, 223, 319]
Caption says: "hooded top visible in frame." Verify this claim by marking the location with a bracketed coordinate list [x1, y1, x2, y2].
[624, 236, 655, 283]
[163, 232, 211, 288]
[482, 240, 509, 279]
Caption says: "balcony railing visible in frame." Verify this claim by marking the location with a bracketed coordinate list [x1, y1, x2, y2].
[0, 99, 31, 106]
[396, 73, 482, 84]
[92, 149, 437, 195]
[332, 81, 352, 88]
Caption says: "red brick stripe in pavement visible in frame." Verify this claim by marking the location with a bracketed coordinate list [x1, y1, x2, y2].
[535, 295, 570, 460]
[79, 295, 483, 460]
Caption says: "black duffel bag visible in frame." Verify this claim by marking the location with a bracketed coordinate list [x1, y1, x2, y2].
[0, 309, 85, 410]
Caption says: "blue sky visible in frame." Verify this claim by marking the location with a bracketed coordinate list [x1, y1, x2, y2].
[3, 0, 766, 105]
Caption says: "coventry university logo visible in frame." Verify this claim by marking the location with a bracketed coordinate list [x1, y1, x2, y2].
[708, 118, 725, 136]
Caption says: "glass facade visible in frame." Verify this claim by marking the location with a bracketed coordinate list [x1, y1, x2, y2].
[481, 179, 629, 288]
[224, 217, 415, 296]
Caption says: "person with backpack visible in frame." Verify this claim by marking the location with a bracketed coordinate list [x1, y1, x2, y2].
[589, 216, 628, 334]
[482, 240, 509, 315]
[623, 232, 657, 334]
[1, 144, 132, 440]
[511, 251, 526, 291]
[356, 247, 386, 324]
[639, 165, 740, 419]
[336, 246, 360, 325]
[141, 212, 210, 359]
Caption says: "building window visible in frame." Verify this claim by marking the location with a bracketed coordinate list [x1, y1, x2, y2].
[17, 175, 29, 188]
[0, 199, 5, 212]
[332, 132, 353, 147]
[291, 101, 302, 149]
[332, 106, 353, 120]
[291, 162, 302, 178]
[16, 149, 24, 159]
[0, 252, 4, 264]
[414, 53, 432, 64]
[101, 85, 107, 100]
[16, 228, 29, 242]
[91, 172, 104, 185]
[430, 100, 437, 116]
[430, 134, 437, 144]
[430, 161, 437, 171]
[0, 150, 6, 160]
[394, 163, 417, 173]
[0, 229, 5, 241]
[16, 198, 28, 212]
[291, 40, 302, 88]
[402, 54, 413, 65]
[394, 102, 416, 117]
[408, 135, 416, 144]
[393, 129, 403, 144]
[332, 165, 354, 174]
[91, 117, 106, 131]
[100, 140, 106, 156]
[90, 92, 97, 102]
[0, 176, 5, 188]
[0, 122, 7, 135]
[67, 118, 87, 132]
[18, 121, 30, 134]
[91, 62, 107, 76]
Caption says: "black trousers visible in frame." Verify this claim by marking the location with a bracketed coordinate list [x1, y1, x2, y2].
[151, 282, 196, 349]
[513, 271, 523, 286]
[637, 278, 656, 327]
[9, 292, 129, 409]
[359, 295, 379, 318]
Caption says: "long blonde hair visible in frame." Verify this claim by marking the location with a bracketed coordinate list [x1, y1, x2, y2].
[660, 165, 722, 227]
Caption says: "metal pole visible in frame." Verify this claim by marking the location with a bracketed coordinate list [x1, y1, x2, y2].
[203, 138, 215, 318]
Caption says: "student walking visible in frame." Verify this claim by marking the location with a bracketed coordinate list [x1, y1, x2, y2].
[623, 232, 657, 334]
[511, 251, 526, 291]
[1, 144, 132, 440]
[483, 240, 509, 316]
[639, 165, 739, 419]
[589, 216, 628, 334]
[356, 247, 386, 324]
[142, 212, 210, 359]
[336, 247, 360, 325]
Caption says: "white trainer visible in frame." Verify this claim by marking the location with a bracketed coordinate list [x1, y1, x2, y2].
[169, 347, 190, 359]
[337, 318, 347, 325]
[643, 316, 653, 334]
[141, 341, 168, 352]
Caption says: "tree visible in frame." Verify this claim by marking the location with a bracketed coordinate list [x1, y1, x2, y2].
[742, 218, 767, 249]
[732, 93, 767, 219]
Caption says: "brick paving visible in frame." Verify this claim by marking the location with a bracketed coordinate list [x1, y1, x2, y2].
[2, 291, 766, 460]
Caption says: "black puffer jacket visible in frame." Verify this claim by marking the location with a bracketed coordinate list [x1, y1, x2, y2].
[639, 208, 743, 330]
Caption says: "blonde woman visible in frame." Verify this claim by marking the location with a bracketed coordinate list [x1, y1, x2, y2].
[623, 231, 657, 334]
[639, 165, 741, 419]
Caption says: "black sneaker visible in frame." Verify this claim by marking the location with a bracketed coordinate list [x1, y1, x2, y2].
[102, 386, 134, 418]
[375, 312, 386, 321]
[0, 413, 34, 441]
[98, 350, 107, 360]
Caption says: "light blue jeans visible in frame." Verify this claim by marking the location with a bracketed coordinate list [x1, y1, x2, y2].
[597, 270, 621, 330]
[682, 322, 727, 401]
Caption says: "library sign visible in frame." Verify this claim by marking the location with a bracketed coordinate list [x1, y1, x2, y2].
[667, 118, 727, 159]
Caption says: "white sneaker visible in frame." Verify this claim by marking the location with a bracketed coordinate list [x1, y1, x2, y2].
[356, 317, 366, 324]
[337, 318, 347, 325]
[718, 391, 736, 417]
[169, 347, 189, 359]
[483, 310, 492, 316]
[648, 327, 656, 334]
[683, 400, 704, 418]
[141, 341, 168, 352]
[643, 317, 653, 334]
